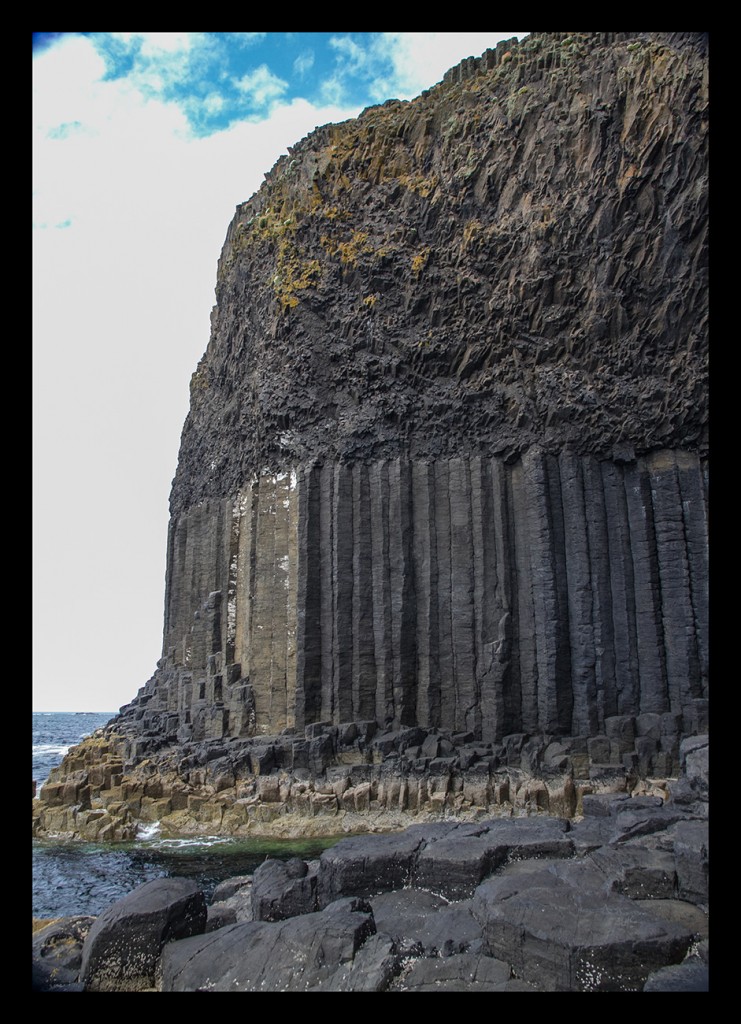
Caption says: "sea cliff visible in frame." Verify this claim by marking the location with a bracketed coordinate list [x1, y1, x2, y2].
[33, 31, 708, 844]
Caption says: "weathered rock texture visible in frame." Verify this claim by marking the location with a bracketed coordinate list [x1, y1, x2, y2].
[34, 772, 709, 992]
[33, 32, 708, 839]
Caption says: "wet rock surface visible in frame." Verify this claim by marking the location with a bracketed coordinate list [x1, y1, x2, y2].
[35, 778, 708, 992]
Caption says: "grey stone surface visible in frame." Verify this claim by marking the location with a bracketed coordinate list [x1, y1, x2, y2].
[586, 845, 677, 899]
[80, 878, 207, 991]
[671, 820, 709, 904]
[643, 957, 709, 992]
[390, 952, 537, 992]
[309, 933, 404, 991]
[415, 816, 573, 899]
[472, 859, 694, 991]
[317, 830, 425, 907]
[370, 889, 484, 955]
[160, 897, 376, 992]
[210, 874, 252, 903]
[251, 857, 318, 921]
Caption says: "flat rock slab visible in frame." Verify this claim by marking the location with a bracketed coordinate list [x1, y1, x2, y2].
[370, 889, 484, 955]
[568, 816, 615, 853]
[390, 953, 537, 992]
[80, 877, 207, 991]
[308, 933, 403, 991]
[610, 806, 693, 844]
[161, 897, 376, 992]
[586, 845, 677, 899]
[472, 859, 694, 991]
[210, 874, 253, 902]
[317, 816, 573, 905]
[317, 830, 426, 906]
[634, 899, 709, 941]
[416, 817, 573, 899]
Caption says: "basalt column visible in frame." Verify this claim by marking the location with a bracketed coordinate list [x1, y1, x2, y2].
[134, 32, 708, 751]
[157, 449, 708, 743]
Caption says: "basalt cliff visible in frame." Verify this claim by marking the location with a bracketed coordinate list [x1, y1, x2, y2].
[34, 32, 709, 843]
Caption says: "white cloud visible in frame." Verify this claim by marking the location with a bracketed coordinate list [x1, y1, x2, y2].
[234, 64, 289, 108]
[32, 29, 532, 711]
[324, 31, 529, 105]
[319, 74, 345, 106]
[230, 32, 267, 48]
[293, 49, 315, 77]
[329, 35, 369, 74]
[33, 34, 361, 711]
[99, 32, 219, 101]
[134, 32, 198, 56]
[377, 32, 528, 96]
[203, 92, 225, 115]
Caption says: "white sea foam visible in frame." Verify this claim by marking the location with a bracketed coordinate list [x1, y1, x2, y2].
[136, 821, 162, 841]
[145, 835, 233, 850]
[32, 743, 70, 758]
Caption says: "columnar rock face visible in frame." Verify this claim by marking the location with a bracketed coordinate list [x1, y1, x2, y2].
[157, 449, 707, 744]
[34, 32, 708, 837]
[151, 31, 708, 750]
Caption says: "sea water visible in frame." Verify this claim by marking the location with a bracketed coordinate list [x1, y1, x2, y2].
[32, 711, 338, 919]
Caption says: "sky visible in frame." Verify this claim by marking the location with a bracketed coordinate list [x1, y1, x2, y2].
[33, 31, 529, 713]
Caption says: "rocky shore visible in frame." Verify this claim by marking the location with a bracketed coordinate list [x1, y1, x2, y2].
[32, 698, 708, 844]
[33, 733, 708, 992]
[32, 33, 709, 993]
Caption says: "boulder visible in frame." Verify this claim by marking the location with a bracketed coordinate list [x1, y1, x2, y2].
[415, 816, 573, 899]
[308, 933, 403, 992]
[210, 874, 252, 902]
[671, 820, 709, 905]
[251, 857, 318, 921]
[161, 897, 375, 991]
[79, 877, 207, 991]
[586, 845, 678, 899]
[643, 957, 709, 992]
[472, 859, 694, 991]
[317, 830, 425, 907]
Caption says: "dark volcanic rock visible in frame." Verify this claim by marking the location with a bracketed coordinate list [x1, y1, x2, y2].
[370, 889, 484, 955]
[415, 816, 573, 899]
[586, 845, 677, 899]
[32, 915, 95, 991]
[79, 878, 207, 991]
[390, 952, 537, 992]
[643, 957, 709, 992]
[160, 897, 376, 992]
[471, 859, 695, 991]
[251, 857, 318, 921]
[671, 820, 709, 905]
[317, 830, 425, 907]
[34, 33, 708, 860]
[173, 32, 708, 510]
[119, 30, 707, 758]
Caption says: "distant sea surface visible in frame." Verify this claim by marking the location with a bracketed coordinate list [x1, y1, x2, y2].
[32, 711, 339, 920]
